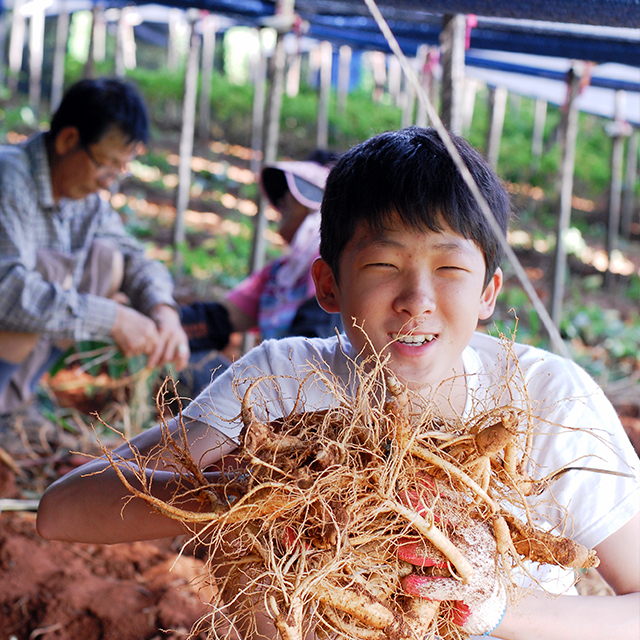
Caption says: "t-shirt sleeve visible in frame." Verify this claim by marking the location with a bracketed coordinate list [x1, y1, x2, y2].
[525, 360, 640, 550]
[467, 334, 640, 550]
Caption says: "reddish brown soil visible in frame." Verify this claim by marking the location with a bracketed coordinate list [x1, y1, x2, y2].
[0, 510, 212, 640]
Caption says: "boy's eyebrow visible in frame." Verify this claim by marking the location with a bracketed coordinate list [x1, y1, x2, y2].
[355, 233, 475, 255]
[431, 240, 476, 255]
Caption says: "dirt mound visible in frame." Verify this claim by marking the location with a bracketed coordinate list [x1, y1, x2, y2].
[0, 512, 210, 640]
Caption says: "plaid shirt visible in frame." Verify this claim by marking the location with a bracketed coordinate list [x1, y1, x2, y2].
[0, 133, 176, 341]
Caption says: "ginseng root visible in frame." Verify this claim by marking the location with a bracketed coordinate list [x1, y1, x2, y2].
[502, 514, 599, 569]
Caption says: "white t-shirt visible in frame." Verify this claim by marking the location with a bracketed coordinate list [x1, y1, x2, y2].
[186, 332, 640, 596]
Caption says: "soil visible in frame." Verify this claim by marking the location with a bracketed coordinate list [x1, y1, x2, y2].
[0, 137, 638, 640]
[0, 512, 212, 640]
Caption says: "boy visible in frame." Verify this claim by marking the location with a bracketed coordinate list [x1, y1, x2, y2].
[37, 127, 639, 639]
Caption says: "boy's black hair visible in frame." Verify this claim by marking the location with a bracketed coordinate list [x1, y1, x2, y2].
[320, 126, 511, 289]
[48, 78, 149, 147]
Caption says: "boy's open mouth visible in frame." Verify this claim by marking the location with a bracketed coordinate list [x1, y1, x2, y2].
[392, 333, 436, 346]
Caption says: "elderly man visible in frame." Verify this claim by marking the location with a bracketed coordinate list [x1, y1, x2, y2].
[0, 78, 189, 425]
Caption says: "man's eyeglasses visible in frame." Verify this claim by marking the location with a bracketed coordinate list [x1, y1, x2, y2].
[82, 144, 131, 178]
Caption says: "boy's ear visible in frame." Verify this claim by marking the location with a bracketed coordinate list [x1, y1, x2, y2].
[478, 267, 503, 320]
[312, 258, 341, 313]
[54, 126, 81, 156]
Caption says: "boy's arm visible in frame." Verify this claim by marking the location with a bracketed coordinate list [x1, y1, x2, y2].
[491, 512, 640, 640]
[36, 417, 238, 544]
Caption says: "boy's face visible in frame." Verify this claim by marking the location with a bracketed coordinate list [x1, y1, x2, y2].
[313, 217, 502, 394]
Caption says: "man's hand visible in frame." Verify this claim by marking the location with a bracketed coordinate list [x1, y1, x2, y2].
[111, 303, 161, 359]
[397, 477, 507, 636]
[148, 304, 190, 371]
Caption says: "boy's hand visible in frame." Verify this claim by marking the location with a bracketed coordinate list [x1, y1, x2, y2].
[397, 477, 506, 635]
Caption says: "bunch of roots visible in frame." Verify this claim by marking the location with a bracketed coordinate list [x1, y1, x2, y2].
[103, 343, 599, 640]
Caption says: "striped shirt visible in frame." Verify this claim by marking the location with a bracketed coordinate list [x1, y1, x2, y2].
[0, 132, 176, 341]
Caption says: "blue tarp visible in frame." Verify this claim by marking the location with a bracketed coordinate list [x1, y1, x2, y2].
[3, 0, 638, 67]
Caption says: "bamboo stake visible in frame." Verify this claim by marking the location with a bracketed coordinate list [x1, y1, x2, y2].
[250, 31, 268, 177]
[531, 97, 547, 170]
[621, 128, 638, 239]
[0, 11, 8, 90]
[50, 6, 70, 114]
[173, 16, 201, 277]
[317, 40, 332, 150]
[198, 13, 218, 141]
[486, 85, 508, 170]
[28, 0, 45, 115]
[114, 9, 125, 77]
[550, 64, 582, 329]
[400, 55, 416, 128]
[8, 0, 26, 93]
[286, 49, 301, 98]
[461, 77, 477, 133]
[336, 44, 351, 114]
[413, 44, 429, 126]
[605, 91, 631, 287]
[248, 0, 294, 277]
[83, 3, 97, 78]
[439, 14, 465, 135]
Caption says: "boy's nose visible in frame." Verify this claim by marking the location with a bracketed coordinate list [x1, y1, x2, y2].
[393, 275, 436, 317]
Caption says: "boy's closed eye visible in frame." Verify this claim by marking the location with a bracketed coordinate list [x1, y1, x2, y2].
[437, 265, 470, 272]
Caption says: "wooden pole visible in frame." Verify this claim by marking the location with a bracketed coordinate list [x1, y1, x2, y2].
[416, 47, 439, 127]
[165, 9, 185, 126]
[286, 47, 301, 98]
[485, 85, 508, 170]
[461, 77, 478, 133]
[413, 44, 429, 126]
[439, 14, 465, 135]
[387, 54, 401, 105]
[173, 17, 201, 277]
[93, 4, 106, 64]
[167, 8, 183, 70]
[0, 11, 8, 91]
[50, 8, 70, 114]
[122, 8, 137, 72]
[401, 54, 417, 128]
[336, 44, 351, 114]
[605, 91, 630, 286]
[250, 31, 268, 177]
[83, 4, 98, 78]
[198, 13, 218, 141]
[8, 0, 26, 93]
[550, 66, 582, 328]
[306, 41, 320, 87]
[114, 9, 125, 77]
[621, 128, 638, 239]
[531, 97, 547, 170]
[317, 40, 332, 150]
[248, 0, 295, 278]
[370, 50, 386, 103]
[28, 1, 45, 115]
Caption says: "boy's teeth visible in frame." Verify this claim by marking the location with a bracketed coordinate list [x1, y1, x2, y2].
[394, 333, 435, 345]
